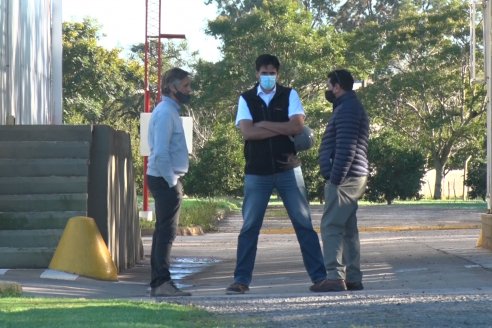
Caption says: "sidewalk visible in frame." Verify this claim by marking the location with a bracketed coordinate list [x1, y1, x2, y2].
[1, 205, 489, 300]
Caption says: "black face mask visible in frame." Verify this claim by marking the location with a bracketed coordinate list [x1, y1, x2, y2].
[175, 91, 191, 104]
[325, 90, 336, 103]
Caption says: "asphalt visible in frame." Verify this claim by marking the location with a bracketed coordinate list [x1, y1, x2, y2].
[2, 204, 492, 322]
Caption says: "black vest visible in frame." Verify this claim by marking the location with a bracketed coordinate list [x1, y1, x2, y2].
[241, 84, 300, 175]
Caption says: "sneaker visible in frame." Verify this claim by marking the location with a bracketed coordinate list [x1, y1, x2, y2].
[150, 281, 191, 297]
[310, 279, 347, 292]
[226, 282, 249, 295]
[346, 281, 364, 291]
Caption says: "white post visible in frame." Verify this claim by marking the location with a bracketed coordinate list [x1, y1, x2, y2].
[51, 0, 63, 124]
[464, 155, 472, 200]
[484, 0, 492, 212]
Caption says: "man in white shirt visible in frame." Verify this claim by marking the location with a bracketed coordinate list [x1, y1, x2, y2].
[226, 54, 327, 294]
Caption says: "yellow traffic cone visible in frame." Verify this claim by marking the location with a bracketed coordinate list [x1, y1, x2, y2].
[49, 216, 118, 281]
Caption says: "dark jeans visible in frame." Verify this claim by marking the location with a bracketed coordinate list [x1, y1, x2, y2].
[147, 175, 183, 288]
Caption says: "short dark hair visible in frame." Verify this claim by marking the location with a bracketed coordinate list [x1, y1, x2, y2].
[255, 54, 280, 71]
[328, 69, 354, 91]
[161, 67, 190, 95]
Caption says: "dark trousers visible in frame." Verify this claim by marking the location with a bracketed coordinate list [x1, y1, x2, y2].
[147, 175, 182, 288]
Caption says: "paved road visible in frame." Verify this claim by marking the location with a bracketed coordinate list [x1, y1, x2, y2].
[172, 206, 492, 327]
[2, 205, 492, 327]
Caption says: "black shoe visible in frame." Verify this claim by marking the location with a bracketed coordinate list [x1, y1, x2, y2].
[346, 281, 364, 291]
[310, 279, 347, 292]
[226, 282, 249, 295]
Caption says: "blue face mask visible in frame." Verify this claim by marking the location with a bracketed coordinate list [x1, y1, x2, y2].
[259, 75, 276, 90]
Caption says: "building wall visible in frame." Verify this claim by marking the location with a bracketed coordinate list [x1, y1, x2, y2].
[0, 0, 62, 125]
[421, 169, 470, 200]
[0, 0, 8, 120]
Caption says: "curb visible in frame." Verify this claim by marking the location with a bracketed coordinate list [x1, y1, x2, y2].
[261, 224, 481, 235]
[359, 224, 481, 232]
[141, 226, 204, 237]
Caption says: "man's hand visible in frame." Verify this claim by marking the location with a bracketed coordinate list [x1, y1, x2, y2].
[277, 153, 299, 166]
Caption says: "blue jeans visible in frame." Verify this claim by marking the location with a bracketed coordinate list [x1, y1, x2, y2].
[147, 175, 182, 288]
[233, 167, 326, 286]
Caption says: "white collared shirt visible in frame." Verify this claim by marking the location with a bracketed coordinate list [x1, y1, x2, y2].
[235, 85, 305, 126]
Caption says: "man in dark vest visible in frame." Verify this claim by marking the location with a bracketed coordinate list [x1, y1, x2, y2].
[226, 54, 327, 294]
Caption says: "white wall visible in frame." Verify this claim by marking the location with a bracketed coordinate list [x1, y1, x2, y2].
[0, 0, 8, 121]
[0, 0, 62, 125]
[421, 169, 470, 199]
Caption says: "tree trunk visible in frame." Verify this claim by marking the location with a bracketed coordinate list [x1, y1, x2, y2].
[433, 164, 444, 200]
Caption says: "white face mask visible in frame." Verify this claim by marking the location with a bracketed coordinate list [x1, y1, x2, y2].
[259, 75, 276, 90]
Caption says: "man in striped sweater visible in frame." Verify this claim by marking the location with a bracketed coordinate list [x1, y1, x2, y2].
[312, 69, 369, 293]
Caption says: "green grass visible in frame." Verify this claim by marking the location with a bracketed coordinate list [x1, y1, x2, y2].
[359, 199, 487, 210]
[140, 197, 487, 228]
[140, 198, 241, 231]
[0, 297, 233, 328]
[265, 199, 487, 219]
[179, 198, 240, 230]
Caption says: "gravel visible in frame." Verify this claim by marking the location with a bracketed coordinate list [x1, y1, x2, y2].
[173, 291, 492, 327]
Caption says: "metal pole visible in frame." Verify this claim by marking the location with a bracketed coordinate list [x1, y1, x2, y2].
[484, 0, 492, 212]
[157, 0, 162, 102]
[51, 0, 63, 124]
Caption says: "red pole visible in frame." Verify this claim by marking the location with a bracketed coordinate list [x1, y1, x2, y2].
[142, 0, 185, 213]
[157, 0, 162, 102]
[143, 0, 150, 212]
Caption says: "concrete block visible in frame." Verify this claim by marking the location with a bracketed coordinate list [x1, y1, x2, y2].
[0, 247, 55, 268]
[480, 214, 492, 250]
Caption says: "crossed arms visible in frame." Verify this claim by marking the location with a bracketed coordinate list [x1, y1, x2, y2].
[238, 114, 304, 140]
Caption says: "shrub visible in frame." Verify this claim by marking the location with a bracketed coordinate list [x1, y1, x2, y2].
[365, 135, 426, 204]
[0, 282, 22, 297]
[465, 159, 486, 200]
[183, 124, 244, 197]
[140, 198, 240, 232]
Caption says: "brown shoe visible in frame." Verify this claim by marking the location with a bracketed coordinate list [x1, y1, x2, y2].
[150, 281, 191, 297]
[226, 282, 249, 295]
[346, 281, 364, 291]
[310, 279, 347, 292]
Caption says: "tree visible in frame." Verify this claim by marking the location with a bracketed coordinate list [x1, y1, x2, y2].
[63, 19, 143, 124]
[208, 0, 336, 27]
[465, 159, 486, 200]
[63, 19, 146, 192]
[127, 40, 193, 117]
[365, 133, 426, 204]
[63, 19, 195, 194]
[297, 128, 325, 202]
[190, 0, 346, 196]
[353, 1, 486, 199]
[183, 123, 245, 197]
